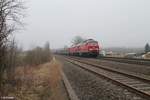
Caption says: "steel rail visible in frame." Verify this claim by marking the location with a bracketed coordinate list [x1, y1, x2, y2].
[64, 56, 150, 99]
[101, 56, 150, 61]
[99, 57, 150, 66]
[67, 56, 150, 83]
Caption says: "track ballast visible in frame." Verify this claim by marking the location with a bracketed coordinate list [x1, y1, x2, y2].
[64, 56, 150, 100]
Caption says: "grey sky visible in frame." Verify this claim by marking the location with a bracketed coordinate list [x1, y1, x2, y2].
[16, 0, 150, 49]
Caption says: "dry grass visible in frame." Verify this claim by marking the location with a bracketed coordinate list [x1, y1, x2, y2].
[49, 58, 68, 100]
[7, 57, 68, 100]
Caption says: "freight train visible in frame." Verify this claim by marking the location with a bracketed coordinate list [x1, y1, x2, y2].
[56, 39, 100, 57]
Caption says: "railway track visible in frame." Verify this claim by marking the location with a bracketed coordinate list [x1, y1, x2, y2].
[99, 57, 150, 66]
[63, 56, 150, 100]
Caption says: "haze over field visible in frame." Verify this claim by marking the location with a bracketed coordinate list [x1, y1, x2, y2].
[16, 0, 150, 49]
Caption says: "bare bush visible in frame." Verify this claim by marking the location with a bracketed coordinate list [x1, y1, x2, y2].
[71, 36, 85, 45]
[24, 42, 52, 66]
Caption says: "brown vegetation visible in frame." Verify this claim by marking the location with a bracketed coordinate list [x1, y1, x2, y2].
[1, 1, 66, 99]
[0, 0, 25, 96]
[1, 41, 52, 97]
[24, 42, 52, 66]
[3, 58, 68, 100]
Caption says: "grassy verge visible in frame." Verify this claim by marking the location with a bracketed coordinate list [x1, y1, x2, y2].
[5, 58, 68, 100]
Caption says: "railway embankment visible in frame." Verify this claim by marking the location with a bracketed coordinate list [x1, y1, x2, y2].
[56, 55, 150, 100]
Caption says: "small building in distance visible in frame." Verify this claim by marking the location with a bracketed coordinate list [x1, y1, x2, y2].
[142, 52, 150, 59]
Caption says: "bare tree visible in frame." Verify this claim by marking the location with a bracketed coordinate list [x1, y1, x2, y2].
[71, 36, 85, 45]
[0, 0, 25, 42]
[0, 0, 25, 96]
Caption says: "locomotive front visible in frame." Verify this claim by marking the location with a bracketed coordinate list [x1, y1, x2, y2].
[86, 39, 100, 57]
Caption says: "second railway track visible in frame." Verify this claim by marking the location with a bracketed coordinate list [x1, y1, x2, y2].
[100, 57, 150, 66]
[63, 56, 150, 100]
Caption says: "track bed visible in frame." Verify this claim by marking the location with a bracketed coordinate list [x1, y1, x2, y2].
[57, 55, 150, 100]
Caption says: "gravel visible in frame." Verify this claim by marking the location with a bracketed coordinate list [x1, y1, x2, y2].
[86, 58, 150, 76]
[58, 57, 148, 100]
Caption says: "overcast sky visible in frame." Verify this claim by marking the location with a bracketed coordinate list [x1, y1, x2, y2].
[15, 0, 150, 49]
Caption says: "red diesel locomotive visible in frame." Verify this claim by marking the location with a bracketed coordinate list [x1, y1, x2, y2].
[69, 39, 100, 57]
